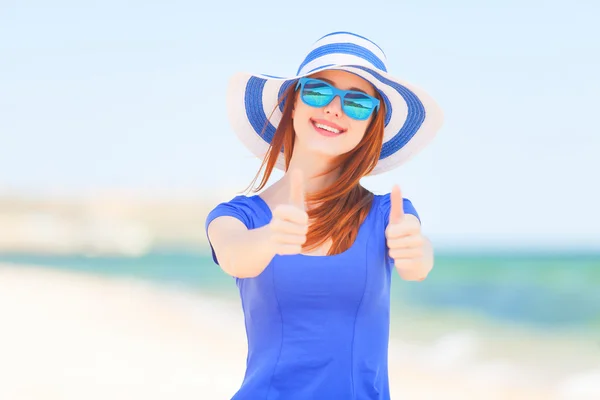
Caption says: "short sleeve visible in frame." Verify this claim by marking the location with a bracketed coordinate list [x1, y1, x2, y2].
[378, 193, 421, 266]
[378, 192, 420, 224]
[204, 195, 256, 265]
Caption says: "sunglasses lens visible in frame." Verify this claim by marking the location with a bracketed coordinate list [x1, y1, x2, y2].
[299, 78, 377, 121]
[301, 80, 334, 107]
[343, 93, 375, 120]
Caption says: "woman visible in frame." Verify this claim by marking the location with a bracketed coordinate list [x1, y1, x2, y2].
[205, 31, 443, 400]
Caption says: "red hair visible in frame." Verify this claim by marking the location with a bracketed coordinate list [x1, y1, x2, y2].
[242, 82, 386, 255]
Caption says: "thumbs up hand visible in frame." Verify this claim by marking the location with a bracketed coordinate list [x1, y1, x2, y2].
[267, 169, 309, 256]
[385, 185, 432, 281]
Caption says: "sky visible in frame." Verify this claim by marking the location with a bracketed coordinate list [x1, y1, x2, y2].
[1, 0, 599, 250]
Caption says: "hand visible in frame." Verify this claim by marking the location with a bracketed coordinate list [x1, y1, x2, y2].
[267, 169, 309, 255]
[385, 185, 427, 280]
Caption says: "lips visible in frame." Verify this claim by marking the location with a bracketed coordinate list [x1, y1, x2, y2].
[310, 119, 346, 137]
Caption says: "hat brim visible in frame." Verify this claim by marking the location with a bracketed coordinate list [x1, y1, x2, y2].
[226, 64, 443, 175]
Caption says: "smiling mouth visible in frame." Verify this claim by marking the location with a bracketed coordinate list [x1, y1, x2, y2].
[311, 119, 346, 136]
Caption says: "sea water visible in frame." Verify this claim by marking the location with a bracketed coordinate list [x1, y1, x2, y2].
[2, 250, 597, 330]
[2, 250, 599, 394]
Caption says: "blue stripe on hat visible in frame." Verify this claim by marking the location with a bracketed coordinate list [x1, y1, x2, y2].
[305, 64, 335, 74]
[318, 31, 386, 58]
[277, 80, 295, 112]
[296, 43, 387, 75]
[245, 77, 276, 144]
[352, 67, 426, 159]
[378, 89, 392, 127]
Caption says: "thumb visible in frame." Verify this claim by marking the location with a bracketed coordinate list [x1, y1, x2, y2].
[288, 169, 305, 209]
[389, 185, 404, 225]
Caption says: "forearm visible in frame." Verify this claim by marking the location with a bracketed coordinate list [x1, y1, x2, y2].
[220, 226, 277, 279]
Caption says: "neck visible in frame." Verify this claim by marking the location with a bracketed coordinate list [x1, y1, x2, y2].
[285, 152, 340, 195]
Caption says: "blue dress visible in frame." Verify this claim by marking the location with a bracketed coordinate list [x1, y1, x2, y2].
[205, 193, 419, 400]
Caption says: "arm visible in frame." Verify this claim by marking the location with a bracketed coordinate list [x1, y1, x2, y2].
[207, 216, 277, 279]
[207, 170, 309, 279]
[207, 188, 308, 279]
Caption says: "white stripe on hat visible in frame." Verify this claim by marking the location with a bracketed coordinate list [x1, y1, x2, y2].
[311, 32, 387, 63]
[298, 54, 383, 76]
[226, 30, 444, 175]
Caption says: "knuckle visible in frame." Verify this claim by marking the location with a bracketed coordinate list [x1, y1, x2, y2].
[269, 219, 281, 231]
[277, 205, 294, 218]
[413, 235, 424, 246]
[395, 226, 407, 237]
[293, 235, 305, 245]
[300, 211, 309, 223]
[273, 233, 285, 244]
[274, 244, 285, 255]
[287, 209, 301, 222]
[410, 222, 421, 233]
[272, 205, 285, 217]
[397, 259, 416, 270]
[300, 233, 308, 244]
[280, 221, 293, 234]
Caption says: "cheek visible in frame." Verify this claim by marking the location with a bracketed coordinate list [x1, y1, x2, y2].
[292, 103, 313, 130]
[349, 120, 370, 141]
[294, 100, 311, 118]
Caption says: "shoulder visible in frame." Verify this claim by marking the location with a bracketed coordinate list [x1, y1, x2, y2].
[205, 194, 267, 231]
[209, 194, 254, 212]
[213, 194, 254, 208]
[373, 192, 420, 223]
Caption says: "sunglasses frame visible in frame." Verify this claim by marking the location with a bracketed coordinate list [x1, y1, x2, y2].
[295, 77, 381, 121]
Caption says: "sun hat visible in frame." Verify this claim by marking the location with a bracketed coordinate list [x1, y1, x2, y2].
[226, 31, 444, 175]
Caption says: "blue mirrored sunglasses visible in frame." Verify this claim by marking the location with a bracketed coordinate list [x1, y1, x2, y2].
[295, 77, 380, 121]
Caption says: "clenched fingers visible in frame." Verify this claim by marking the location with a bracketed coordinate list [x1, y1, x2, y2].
[270, 219, 309, 236]
[386, 234, 424, 250]
[385, 217, 420, 239]
[273, 204, 309, 225]
[389, 246, 424, 260]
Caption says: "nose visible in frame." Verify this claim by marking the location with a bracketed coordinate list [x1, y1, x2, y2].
[323, 95, 343, 118]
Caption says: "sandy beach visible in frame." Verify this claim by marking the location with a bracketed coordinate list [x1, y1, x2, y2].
[0, 262, 596, 400]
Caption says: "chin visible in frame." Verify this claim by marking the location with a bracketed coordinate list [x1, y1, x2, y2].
[305, 140, 352, 158]
[295, 126, 357, 157]
[311, 148, 343, 158]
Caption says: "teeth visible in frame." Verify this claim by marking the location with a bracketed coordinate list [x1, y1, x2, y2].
[314, 122, 340, 134]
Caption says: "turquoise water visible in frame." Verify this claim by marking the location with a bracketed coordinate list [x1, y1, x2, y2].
[1, 250, 599, 332]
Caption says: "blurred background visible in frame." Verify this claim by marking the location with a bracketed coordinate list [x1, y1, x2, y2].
[1, 0, 599, 399]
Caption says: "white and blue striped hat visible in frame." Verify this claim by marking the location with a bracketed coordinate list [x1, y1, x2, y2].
[226, 31, 444, 175]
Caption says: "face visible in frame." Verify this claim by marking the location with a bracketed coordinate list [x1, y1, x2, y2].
[291, 69, 378, 158]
